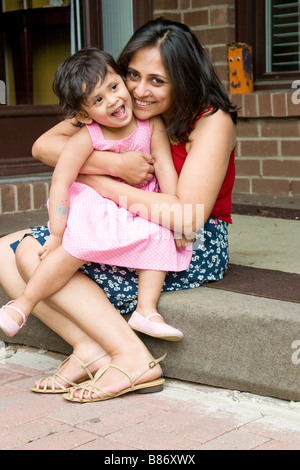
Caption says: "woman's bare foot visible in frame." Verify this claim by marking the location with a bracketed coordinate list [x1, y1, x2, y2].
[32, 349, 111, 392]
[67, 348, 165, 400]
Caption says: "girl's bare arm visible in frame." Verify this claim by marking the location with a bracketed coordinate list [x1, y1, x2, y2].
[32, 119, 155, 186]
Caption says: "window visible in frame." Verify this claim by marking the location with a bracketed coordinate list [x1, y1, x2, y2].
[266, 0, 300, 73]
[235, 0, 300, 90]
[0, 0, 152, 177]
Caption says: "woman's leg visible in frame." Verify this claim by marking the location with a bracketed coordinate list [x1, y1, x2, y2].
[8, 240, 85, 325]
[0, 232, 163, 393]
[0, 231, 109, 386]
[0, 232, 98, 348]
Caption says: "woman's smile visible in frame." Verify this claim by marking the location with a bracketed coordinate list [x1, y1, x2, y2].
[134, 97, 155, 108]
[126, 47, 173, 120]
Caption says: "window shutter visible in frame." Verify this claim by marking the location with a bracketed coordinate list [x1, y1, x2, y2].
[266, 0, 300, 73]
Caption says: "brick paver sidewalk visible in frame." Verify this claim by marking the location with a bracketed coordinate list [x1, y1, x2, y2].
[1, 346, 300, 451]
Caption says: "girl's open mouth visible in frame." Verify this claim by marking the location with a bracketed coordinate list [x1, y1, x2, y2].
[112, 105, 126, 117]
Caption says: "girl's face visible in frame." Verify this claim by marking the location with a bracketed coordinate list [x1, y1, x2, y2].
[80, 68, 133, 129]
[126, 47, 173, 121]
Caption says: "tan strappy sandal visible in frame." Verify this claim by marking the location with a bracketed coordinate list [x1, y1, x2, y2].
[63, 352, 167, 403]
[30, 353, 108, 394]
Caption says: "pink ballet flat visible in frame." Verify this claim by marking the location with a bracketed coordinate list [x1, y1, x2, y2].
[0, 301, 27, 337]
[128, 311, 183, 341]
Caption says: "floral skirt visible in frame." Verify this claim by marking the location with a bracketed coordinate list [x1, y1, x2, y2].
[11, 217, 229, 314]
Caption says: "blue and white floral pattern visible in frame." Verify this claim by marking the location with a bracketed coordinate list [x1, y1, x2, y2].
[10, 217, 229, 314]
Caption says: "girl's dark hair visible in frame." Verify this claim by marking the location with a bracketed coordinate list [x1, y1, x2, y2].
[53, 48, 122, 126]
[118, 17, 237, 143]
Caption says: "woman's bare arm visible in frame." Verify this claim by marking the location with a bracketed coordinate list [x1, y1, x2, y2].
[78, 111, 236, 236]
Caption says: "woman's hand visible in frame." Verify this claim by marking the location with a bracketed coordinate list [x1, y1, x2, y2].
[78, 151, 155, 188]
[174, 233, 195, 250]
[114, 151, 155, 186]
[76, 174, 115, 197]
[33, 121, 155, 186]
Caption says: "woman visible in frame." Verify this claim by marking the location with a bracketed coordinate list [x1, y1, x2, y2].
[0, 18, 236, 402]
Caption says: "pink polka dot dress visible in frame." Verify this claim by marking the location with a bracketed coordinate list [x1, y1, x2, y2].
[61, 119, 192, 272]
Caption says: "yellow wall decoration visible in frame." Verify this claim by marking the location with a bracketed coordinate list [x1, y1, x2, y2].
[228, 42, 254, 94]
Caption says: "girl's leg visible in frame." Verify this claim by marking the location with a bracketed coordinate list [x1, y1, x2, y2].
[7, 241, 84, 325]
[136, 269, 167, 323]
[129, 269, 184, 344]
[0, 232, 163, 394]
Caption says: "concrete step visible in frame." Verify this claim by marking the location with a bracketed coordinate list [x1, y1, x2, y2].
[0, 208, 299, 402]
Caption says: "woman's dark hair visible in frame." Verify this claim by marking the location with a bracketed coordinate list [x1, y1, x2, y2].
[118, 17, 237, 143]
[53, 48, 122, 126]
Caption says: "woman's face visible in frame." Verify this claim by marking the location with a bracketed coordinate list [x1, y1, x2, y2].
[126, 47, 173, 121]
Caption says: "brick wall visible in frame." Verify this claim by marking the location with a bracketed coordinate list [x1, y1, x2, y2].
[0, 0, 299, 217]
[153, 0, 235, 88]
[231, 91, 300, 198]
[0, 181, 50, 215]
[154, 0, 300, 200]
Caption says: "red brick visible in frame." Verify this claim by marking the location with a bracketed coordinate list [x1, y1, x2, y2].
[192, 0, 234, 6]
[215, 64, 229, 83]
[231, 94, 243, 116]
[16, 183, 31, 212]
[1, 185, 16, 213]
[153, 12, 181, 21]
[194, 27, 235, 46]
[252, 178, 290, 196]
[272, 93, 287, 117]
[200, 428, 269, 450]
[263, 159, 300, 177]
[261, 118, 300, 138]
[16, 429, 97, 450]
[236, 119, 260, 138]
[153, 0, 178, 9]
[211, 45, 228, 63]
[258, 93, 272, 117]
[291, 180, 300, 196]
[235, 159, 260, 176]
[184, 10, 209, 27]
[180, 0, 190, 9]
[210, 7, 235, 26]
[33, 182, 49, 210]
[232, 178, 251, 194]
[282, 141, 300, 157]
[240, 140, 277, 157]
[255, 440, 300, 450]
[288, 89, 300, 116]
[243, 94, 258, 118]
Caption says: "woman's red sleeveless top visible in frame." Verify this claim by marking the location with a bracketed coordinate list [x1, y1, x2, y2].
[171, 109, 235, 224]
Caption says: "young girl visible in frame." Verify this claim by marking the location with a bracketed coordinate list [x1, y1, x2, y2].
[0, 48, 192, 341]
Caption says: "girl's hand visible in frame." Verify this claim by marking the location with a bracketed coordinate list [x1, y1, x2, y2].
[38, 234, 62, 260]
